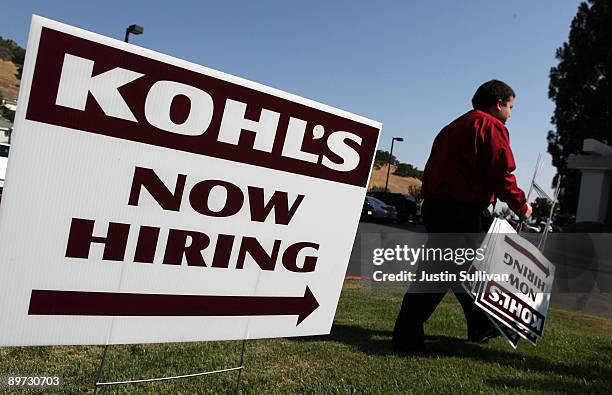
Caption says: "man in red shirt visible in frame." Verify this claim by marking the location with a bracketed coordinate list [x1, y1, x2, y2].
[392, 80, 533, 352]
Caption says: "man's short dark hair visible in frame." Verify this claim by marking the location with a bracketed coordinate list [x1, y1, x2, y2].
[471, 80, 515, 110]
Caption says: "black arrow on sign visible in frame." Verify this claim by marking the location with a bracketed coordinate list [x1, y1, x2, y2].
[504, 235, 550, 277]
[28, 286, 320, 325]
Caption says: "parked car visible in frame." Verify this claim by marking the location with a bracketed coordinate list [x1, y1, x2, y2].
[415, 202, 422, 223]
[361, 196, 398, 222]
[0, 143, 9, 201]
[366, 192, 417, 223]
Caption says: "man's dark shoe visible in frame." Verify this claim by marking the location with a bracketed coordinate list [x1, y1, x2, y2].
[468, 325, 501, 343]
[392, 323, 425, 353]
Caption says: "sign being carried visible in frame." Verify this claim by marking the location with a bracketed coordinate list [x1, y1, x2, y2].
[0, 16, 381, 346]
[463, 219, 555, 348]
[475, 232, 554, 343]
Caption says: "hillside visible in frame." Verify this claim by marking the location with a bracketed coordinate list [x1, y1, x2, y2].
[0, 60, 20, 100]
[0, 36, 24, 101]
[367, 164, 422, 194]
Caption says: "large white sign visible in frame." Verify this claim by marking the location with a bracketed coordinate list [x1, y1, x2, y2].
[0, 16, 381, 346]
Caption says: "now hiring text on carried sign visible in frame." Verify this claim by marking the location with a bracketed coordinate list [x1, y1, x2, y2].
[0, 16, 381, 346]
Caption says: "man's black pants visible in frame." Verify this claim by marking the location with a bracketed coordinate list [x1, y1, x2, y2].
[392, 199, 495, 347]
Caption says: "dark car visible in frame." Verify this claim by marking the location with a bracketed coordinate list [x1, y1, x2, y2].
[366, 192, 417, 223]
[361, 196, 398, 222]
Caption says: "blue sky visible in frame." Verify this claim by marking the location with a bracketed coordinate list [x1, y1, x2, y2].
[3, 1, 583, 201]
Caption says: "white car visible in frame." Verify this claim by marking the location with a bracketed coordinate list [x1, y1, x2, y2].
[0, 143, 9, 200]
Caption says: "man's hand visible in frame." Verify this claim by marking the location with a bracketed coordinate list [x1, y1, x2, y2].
[523, 203, 533, 219]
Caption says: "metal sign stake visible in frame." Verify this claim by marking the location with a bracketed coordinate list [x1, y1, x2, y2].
[92, 339, 247, 393]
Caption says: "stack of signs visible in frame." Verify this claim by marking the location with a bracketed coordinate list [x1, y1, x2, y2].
[0, 16, 381, 346]
[462, 218, 555, 348]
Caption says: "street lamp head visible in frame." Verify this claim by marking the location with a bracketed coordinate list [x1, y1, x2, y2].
[128, 24, 144, 35]
[393, 137, 404, 142]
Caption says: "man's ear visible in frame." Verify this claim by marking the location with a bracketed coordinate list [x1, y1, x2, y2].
[487, 102, 500, 115]
[495, 99, 503, 111]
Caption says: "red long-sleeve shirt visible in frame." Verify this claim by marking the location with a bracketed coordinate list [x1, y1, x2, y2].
[422, 110, 528, 217]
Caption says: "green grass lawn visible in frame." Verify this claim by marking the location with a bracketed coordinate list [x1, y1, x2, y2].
[1, 280, 611, 394]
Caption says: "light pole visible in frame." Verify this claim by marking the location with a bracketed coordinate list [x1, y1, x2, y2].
[384, 137, 404, 192]
[124, 24, 144, 43]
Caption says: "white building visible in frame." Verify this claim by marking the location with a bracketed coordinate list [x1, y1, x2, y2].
[567, 139, 612, 224]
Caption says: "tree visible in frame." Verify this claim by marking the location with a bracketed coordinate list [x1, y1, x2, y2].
[374, 150, 398, 168]
[531, 197, 554, 224]
[369, 185, 388, 193]
[547, 0, 612, 221]
[394, 163, 423, 179]
[407, 185, 422, 202]
[0, 36, 25, 79]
